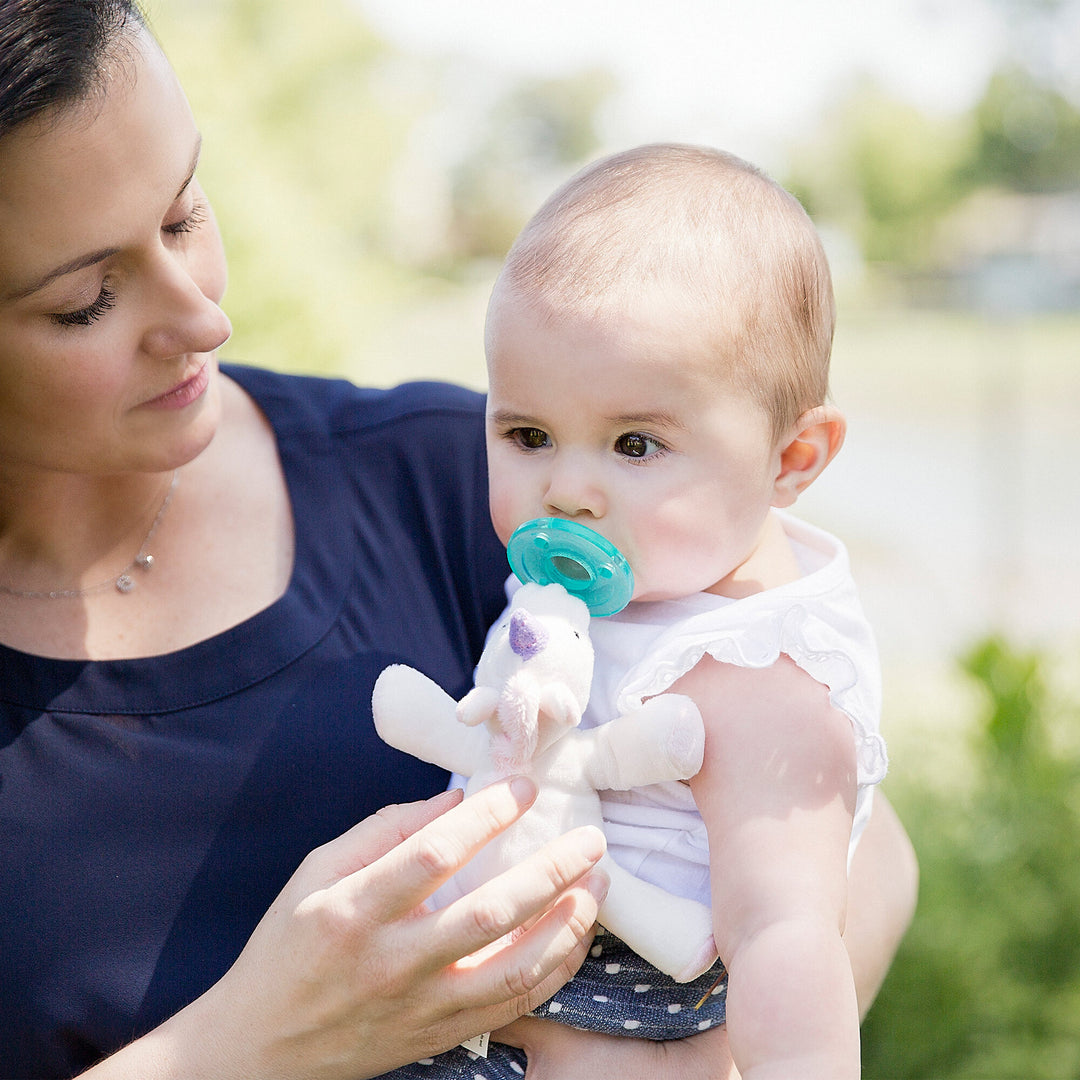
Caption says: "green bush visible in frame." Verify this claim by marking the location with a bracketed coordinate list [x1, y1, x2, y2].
[862, 637, 1080, 1079]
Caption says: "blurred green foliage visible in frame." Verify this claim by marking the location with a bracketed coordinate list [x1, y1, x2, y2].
[443, 69, 615, 265]
[862, 638, 1080, 1079]
[150, 0, 420, 375]
[148, 0, 607, 380]
[787, 68, 1080, 266]
[965, 66, 1080, 193]
[785, 84, 976, 265]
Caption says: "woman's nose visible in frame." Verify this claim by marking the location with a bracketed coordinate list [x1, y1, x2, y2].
[140, 251, 232, 359]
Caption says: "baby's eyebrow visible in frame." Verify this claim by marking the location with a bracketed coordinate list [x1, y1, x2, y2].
[488, 409, 541, 427]
[608, 410, 689, 432]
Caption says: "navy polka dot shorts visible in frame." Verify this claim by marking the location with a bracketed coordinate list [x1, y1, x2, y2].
[380, 928, 728, 1078]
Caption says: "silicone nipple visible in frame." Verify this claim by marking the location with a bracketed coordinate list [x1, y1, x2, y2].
[506, 518, 634, 617]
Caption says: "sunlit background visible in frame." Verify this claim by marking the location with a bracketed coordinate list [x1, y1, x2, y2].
[148, 1, 1080, 1073]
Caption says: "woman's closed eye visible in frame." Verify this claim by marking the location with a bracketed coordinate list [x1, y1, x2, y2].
[162, 198, 207, 237]
[50, 283, 117, 328]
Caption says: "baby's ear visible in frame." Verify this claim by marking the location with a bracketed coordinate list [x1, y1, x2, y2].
[771, 405, 846, 508]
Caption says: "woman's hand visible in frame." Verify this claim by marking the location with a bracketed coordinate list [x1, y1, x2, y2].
[494, 1017, 738, 1080]
[82, 778, 609, 1080]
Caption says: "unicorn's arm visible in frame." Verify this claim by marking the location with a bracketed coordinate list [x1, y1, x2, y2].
[372, 665, 488, 776]
[581, 693, 704, 791]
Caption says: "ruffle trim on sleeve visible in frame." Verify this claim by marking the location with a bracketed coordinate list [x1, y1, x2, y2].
[614, 601, 888, 790]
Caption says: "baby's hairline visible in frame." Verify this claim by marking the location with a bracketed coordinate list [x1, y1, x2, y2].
[487, 142, 837, 441]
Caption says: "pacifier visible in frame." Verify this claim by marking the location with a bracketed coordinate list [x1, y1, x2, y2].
[506, 517, 634, 617]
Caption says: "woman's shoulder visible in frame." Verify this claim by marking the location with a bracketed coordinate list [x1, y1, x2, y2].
[221, 363, 486, 439]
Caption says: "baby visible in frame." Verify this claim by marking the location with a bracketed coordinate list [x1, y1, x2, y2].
[390, 143, 887, 1080]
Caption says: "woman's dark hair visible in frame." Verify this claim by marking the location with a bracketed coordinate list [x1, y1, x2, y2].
[0, 0, 146, 140]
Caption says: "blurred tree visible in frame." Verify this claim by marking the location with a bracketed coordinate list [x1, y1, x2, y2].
[861, 638, 1080, 1079]
[147, 0, 612, 378]
[151, 0, 426, 376]
[787, 0, 1080, 270]
[444, 70, 615, 264]
[963, 65, 1080, 192]
[785, 80, 975, 265]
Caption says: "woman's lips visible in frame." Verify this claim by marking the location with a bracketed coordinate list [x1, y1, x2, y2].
[142, 362, 210, 410]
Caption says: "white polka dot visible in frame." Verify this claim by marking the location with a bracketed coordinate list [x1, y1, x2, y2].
[590, 944, 603, 957]
[595, 926, 608, 936]
[467, 1051, 479, 1060]
[548, 1001, 563, 1013]
[633, 983, 652, 993]
[592, 994, 609, 1002]
[510, 1064, 525, 1076]
[473, 1074, 485, 1080]
[697, 1019, 713, 1031]
[668, 1004, 682, 1013]
[712, 984, 724, 995]
[417, 1060, 435, 1066]
[623, 1020, 641, 1030]
[605, 963, 622, 974]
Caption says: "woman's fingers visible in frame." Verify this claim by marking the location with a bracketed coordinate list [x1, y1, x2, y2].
[300, 788, 465, 889]
[345, 777, 541, 920]
[441, 867, 608, 1015]
[427, 825, 607, 969]
[151, 782, 609, 1080]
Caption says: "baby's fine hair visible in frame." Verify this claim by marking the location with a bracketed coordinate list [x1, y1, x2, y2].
[493, 143, 836, 442]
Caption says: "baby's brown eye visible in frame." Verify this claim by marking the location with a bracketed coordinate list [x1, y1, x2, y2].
[515, 428, 549, 449]
[616, 433, 650, 457]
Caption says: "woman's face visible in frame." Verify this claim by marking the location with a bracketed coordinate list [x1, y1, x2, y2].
[0, 30, 231, 478]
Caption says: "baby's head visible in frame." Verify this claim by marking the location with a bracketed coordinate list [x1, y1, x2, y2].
[484, 143, 844, 604]
[487, 143, 835, 444]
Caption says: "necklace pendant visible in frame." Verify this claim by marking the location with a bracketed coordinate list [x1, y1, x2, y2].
[115, 574, 136, 594]
[136, 553, 154, 570]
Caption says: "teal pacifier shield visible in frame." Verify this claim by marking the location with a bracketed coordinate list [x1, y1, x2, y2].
[506, 518, 634, 616]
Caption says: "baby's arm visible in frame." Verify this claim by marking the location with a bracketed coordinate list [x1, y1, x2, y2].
[679, 654, 860, 1080]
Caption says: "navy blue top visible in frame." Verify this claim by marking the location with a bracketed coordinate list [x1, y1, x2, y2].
[0, 365, 507, 1079]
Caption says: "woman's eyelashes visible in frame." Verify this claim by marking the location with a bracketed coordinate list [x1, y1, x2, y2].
[51, 283, 118, 328]
[163, 198, 207, 237]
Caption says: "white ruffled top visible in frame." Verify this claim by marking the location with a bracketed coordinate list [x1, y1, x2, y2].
[579, 510, 888, 905]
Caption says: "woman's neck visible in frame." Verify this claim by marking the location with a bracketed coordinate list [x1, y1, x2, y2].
[0, 469, 178, 598]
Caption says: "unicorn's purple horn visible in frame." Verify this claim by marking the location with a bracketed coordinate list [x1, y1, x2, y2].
[509, 608, 547, 661]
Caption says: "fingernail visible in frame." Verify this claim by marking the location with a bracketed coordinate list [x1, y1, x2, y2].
[579, 824, 606, 861]
[586, 870, 610, 902]
[509, 775, 537, 804]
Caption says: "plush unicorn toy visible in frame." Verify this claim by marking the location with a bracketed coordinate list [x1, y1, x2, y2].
[371, 582, 718, 982]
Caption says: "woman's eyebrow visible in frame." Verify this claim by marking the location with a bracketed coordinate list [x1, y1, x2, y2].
[4, 246, 122, 302]
[3, 136, 204, 304]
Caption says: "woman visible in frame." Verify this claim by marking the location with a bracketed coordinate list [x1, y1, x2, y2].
[0, 2, 916, 1077]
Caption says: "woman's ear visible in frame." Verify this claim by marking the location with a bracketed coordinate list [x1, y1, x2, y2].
[772, 405, 846, 508]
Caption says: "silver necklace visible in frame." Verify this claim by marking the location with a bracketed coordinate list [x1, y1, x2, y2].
[0, 470, 180, 600]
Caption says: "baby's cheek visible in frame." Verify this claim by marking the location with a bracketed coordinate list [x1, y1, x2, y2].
[486, 483, 520, 548]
